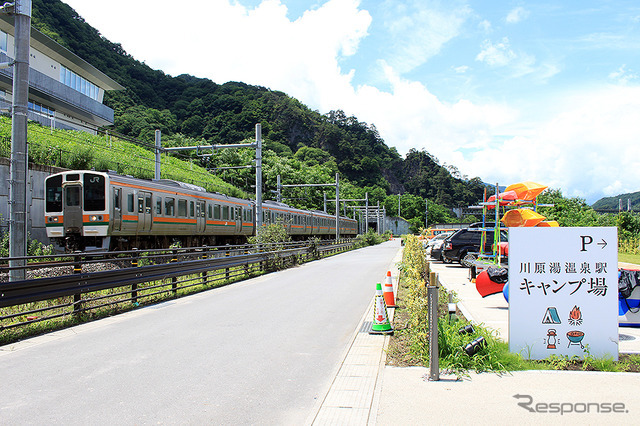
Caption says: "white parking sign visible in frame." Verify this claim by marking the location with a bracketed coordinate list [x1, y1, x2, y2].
[508, 227, 618, 360]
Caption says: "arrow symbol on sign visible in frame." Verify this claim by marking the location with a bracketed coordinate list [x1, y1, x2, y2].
[597, 239, 607, 248]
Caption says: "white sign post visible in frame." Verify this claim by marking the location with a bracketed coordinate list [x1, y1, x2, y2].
[509, 227, 618, 360]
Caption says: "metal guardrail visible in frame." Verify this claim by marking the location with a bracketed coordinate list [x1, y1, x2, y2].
[0, 239, 355, 334]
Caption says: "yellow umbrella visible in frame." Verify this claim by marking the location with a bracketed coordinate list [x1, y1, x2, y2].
[536, 220, 559, 227]
[501, 208, 546, 227]
[505, 181, 548, 201]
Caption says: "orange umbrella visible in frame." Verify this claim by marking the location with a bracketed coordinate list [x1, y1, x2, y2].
[536, 220, 559, 227]
[501, 208, 546, 227]
[505, 181, 548, 201]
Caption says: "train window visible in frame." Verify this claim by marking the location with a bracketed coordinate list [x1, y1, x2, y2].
[156, 198, 162, 215]
[66, 173, 79, 181]
[127, 193, 134, 213]
[189, 201, 195, 218]
[165, 198, 175, 216]
[137, 196, 143, 213]
[113, 188, 120, 210]
[178, 199, 187, 217]
[145, 195, 152, 214]
[45, 175, 63, 212]
[83, 173, 105, 211]
[208, 204, 212, 219]
[214, 204, 220, 219]
[65, 186, 80, 207]
[222, 206, 229, 220]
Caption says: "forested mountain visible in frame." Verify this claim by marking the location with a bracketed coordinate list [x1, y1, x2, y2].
[30, 0, 489, 223]
[592, 191, 640, 211]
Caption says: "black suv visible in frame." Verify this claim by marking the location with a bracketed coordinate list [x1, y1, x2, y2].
[442, 228, 508, 267]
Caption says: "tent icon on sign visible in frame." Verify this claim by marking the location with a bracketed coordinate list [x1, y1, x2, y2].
[542, 307, 561, 324]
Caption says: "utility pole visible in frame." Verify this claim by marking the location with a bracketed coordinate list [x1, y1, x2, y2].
[365, 192, 369, 233]
[335, 173, 339, 240]
[255, 124, 263, 229]
[425, 199, 428, 229]
[154, 130, 161, 180]
[6, 0, 31, 281]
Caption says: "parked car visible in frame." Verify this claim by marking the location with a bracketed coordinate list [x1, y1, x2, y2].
[442, 228, 508, 267]
[423, 227, 457, 240]
[430, 233, 454, 262]
[425, 231, 454, 255]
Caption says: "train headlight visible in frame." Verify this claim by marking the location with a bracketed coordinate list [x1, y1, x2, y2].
[90, 215, 102, 222]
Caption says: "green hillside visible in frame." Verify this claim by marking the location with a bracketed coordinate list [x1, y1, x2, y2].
[592, 191, 640, 211]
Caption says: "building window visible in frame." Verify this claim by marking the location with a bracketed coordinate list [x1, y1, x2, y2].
[60, 66, 100, 101]
[0, 31, 7, 53]
[28, 100, 55, 117]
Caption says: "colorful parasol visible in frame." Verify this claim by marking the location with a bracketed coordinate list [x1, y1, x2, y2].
[486, 190, 518, 209]
[505, 181, 548, 201]
[500, 208, 546, 227]
[536, 220, 559, 227]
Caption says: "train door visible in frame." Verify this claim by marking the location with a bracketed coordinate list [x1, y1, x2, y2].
[112, 188, 122, 231]
[196, 200, 206, 234]
[234, 206, 242, 233]
[137, 191, 152, 232]
[63, 183, 83, 233]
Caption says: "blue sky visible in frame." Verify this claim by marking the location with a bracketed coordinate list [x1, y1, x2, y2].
[63, 0, 640, 203]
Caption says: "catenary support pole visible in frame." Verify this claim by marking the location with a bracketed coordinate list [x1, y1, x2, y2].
[335, 173, 339, 240]
[154, 130, 161, 180]
[255, 124, 263, 229]
[9, 0, 31, 282]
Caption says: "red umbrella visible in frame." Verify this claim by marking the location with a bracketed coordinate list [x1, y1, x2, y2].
[486, 190, 517, 209]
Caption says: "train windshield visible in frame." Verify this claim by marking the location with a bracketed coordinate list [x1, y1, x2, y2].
[83, 173, 105, 211]
[45, 175, 63, 212]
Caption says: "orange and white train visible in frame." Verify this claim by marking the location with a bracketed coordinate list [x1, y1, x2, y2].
[44, 170, 358, 251]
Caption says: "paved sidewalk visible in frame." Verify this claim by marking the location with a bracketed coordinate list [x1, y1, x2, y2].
[313, 247, 640, 425]
[375, 259, 640, 425]
[309, 241, 403, 425]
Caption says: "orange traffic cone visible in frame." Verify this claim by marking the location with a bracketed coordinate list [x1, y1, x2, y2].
[383, 270, 397, 308]
[370, 283, 393, 335]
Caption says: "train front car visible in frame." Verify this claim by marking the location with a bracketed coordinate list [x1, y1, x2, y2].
[45, 171, 110, 251]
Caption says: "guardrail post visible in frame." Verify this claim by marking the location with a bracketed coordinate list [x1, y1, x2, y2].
[73, 251, 82, 314]
[225, 249, 230, 280]
[131, 248, 139, 304]
[428, 271, 439, 381]
[171, 249, 178, 295]
[202, 245, 208, 285]
[244, 247, 250, 276]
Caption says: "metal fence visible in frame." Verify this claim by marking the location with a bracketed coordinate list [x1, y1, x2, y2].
[0, 239, 355, 336]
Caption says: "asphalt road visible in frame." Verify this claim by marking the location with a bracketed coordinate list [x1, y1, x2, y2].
[0, 240, 401, 425]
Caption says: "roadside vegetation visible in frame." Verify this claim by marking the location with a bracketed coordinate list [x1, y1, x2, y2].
[386, 235, 640, 377]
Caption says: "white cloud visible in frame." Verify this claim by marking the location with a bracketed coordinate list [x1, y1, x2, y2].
[453, 86, 640, 202]
[506, 6, 529, 24]
[478, 19, 492, 33]
[609, 65, 638, 85]
[381, 2, 471, 74]
[476, 37, 516, 67]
